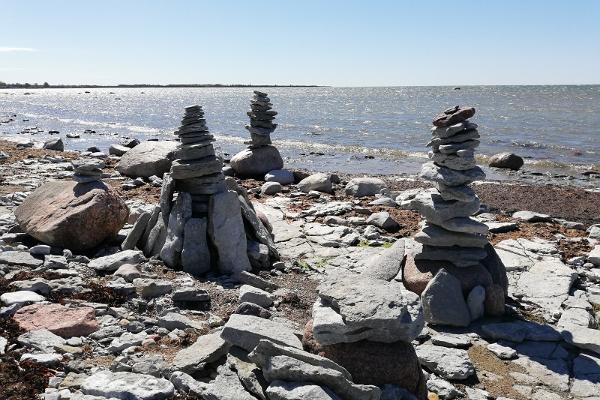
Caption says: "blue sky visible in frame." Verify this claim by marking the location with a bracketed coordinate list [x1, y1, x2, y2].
[1, 0, 599, 86]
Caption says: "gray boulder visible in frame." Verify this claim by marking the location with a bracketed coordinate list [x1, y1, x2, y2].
[261, 181, 282, 195]
[15, 180, 129, 252]
[230, 145, 284, 178]
[89, 250, 145, 272]
[116, 141, 177, 178]
[345, 177, 386, 197]
[297, 173, 333, 193]
[366, 212, 401, 232]
[265, 169, 295, 185]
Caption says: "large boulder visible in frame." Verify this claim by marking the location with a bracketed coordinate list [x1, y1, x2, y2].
[116, 141, 178, 178]
[488, 152, 524, 170]
[15, 180, 129, 252]
[230, 145, 283, 178]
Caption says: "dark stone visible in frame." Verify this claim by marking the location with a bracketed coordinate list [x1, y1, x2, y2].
[488, 152, 524, 171]
[481, 244, 509, 296]
[43, 138, 64, 152]
[432, 106, 476, 127]
[235, 302, 272, 319]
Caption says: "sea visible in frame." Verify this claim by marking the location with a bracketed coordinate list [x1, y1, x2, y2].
[1, 85, 599, 177]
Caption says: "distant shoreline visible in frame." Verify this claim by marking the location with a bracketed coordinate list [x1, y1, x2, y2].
[0, 84, 325, 89]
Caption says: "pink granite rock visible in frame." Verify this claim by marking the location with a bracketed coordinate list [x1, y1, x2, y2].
[14, 303, 99, 338]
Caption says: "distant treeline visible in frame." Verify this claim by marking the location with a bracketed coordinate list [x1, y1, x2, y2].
[0, 82, 322, 89]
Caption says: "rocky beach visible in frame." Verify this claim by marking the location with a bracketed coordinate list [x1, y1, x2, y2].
[0, 102, 599, 400]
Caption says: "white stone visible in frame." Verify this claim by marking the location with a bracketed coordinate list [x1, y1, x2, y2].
[82, 371, 175, 400]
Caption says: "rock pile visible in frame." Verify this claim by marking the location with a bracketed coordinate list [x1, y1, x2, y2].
[125, 105, 279, 276]
[304, 252, 428, 399]
[230, 91, 284, 178]
[401, 106, 508, 327]
[246, 90, 277, 147]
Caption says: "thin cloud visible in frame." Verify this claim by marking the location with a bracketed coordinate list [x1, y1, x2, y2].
[0, 47, 37, 52]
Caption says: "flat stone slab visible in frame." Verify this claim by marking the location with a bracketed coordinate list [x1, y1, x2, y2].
[17, 328, 67, 353]
[560, 323, 600, 356]
[82, 371, 175, 400]
[13, 303, 98, 338]
[416, 344, 475, 380]
[173, 331, 229, 373]
[512, 259, 577, 316]
[570, 353, 600, 399]
[480, 320, 562, 343]
[220, 314, 302, 351]
[1, 290, 45, 306]
[88, 250, 145, 272]
[312, 271, 424, 345]
[0, 251, 43, 267]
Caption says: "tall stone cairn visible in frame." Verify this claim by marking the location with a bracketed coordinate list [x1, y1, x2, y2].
[402, 106, 508, 326]
[416, 105, 488, 263]
[246, 90, 278, 148]
[159, 105, 251, 276]
[230, 91, 284, 177]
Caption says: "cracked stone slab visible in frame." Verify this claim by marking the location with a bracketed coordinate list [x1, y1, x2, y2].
[415, 344, 475, 380]
[511, 259, 577, 316]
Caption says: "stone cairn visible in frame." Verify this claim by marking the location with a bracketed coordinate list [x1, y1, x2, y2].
[72, 159, 104, 183]
[124, 105, 279, 276]
[246, 90, 277, 147]
[230, 91, 284, 177]
[401, 106, 508, 327]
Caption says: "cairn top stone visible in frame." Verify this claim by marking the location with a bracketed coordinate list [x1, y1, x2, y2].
[433, 106, 476, 127]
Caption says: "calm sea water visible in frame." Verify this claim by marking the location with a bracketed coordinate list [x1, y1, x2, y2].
[1, 86, 599, 175]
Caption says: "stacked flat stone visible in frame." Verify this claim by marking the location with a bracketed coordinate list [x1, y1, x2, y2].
[170, 105, 226, 216]
[307, 247, 429, 399]
[230, 91, 284, 178]
[246, 90, 278, 148]
[415, 106, 488, 265]
[401, 106, 508, 326]
[72, 159, 104, 183]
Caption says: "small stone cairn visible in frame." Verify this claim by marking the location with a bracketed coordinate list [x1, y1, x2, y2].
[246, 90, 277, 147]
[230, 91, 284, 177]
[125, 105, 279, 276]
[401, 106, 508, 326]
[305, 243, 428, 399]
[72, 159, 104, 183]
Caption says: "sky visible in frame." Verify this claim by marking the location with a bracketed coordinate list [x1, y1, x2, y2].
[1, 0, 599, 86]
